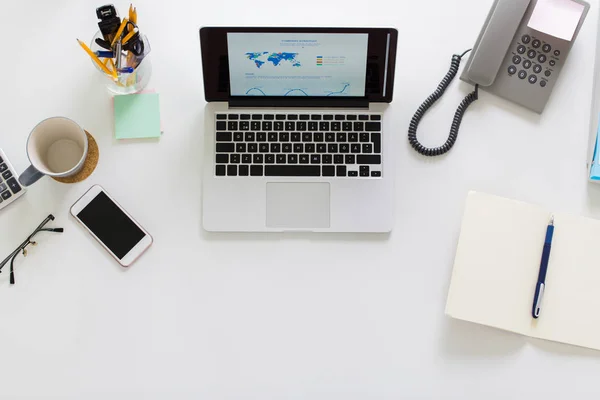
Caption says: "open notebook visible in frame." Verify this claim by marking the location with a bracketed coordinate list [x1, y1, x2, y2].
[446, 191, 600, 351]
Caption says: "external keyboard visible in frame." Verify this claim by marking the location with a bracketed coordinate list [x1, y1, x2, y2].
[214, 113, 383, 178]
[0, 149, 26, 210]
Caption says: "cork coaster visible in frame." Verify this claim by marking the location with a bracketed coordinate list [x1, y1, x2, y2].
[52, 131, 99, 184]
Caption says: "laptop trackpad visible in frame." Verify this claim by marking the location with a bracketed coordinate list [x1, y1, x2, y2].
[266, 183, 330, 229]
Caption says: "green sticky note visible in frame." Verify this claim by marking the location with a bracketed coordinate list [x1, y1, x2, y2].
[114, 93, 161, 139]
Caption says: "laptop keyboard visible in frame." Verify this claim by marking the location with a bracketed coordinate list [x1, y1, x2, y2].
[214, 113, 382, 178]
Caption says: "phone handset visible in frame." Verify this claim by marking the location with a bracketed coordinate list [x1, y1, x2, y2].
[464, 0, 531, 86]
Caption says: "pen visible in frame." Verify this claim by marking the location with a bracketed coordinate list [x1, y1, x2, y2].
[118, 67, 134, 73]
[532, 215, 554, 319]
[95, 51, 115, 58]
[76, 39, 114, 77]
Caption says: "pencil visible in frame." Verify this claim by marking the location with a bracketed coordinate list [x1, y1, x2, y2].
[111, 18, 129, 47]
[76, 39, 114, 77]
[132, 8, 137, 25]
[108, 58, 118, 80]
[122, 28, 138, 45]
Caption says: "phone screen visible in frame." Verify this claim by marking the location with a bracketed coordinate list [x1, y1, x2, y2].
[76, 191, 146, 259]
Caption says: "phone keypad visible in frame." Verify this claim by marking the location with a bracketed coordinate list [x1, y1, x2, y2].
[508, 33, 561, 89]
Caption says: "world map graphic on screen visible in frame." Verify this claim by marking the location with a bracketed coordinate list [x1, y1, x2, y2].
[245, 52, 302, 69]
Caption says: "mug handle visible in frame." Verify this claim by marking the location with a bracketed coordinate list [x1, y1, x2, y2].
[18, 165, 44, 187]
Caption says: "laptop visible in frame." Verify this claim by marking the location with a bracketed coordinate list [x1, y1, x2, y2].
[199, 27, 398, 232]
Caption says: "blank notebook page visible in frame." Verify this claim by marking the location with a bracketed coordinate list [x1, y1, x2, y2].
[446, 192, 551, 336]
[535, 212, 600, 350]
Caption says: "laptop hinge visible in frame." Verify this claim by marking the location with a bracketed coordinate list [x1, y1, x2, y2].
[228, 97, 370, 109]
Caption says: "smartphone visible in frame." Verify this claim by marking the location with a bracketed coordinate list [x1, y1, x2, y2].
[70, 185, 152, 267]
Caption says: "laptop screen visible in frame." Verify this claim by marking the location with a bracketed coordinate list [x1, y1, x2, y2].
[226, 33, 369, 97]
[200, 27, 398, 103]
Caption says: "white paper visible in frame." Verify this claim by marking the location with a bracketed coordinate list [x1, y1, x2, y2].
[445, 192, 549, 336]
[533, 212, 600, 351]
[527, 0, 585, 41]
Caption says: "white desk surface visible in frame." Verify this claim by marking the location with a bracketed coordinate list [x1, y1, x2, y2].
[2, 0, 600, 398]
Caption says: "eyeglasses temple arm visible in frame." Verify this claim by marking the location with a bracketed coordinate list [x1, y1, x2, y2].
[0, 215, 58, 271]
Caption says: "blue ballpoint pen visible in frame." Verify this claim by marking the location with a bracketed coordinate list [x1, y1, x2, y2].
[95, 51, 115, 58]
[532, 216, 554, 319]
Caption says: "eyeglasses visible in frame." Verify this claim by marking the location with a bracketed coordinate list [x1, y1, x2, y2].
[0, 214, 63, 285]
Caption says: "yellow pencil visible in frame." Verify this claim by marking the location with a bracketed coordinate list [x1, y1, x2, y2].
[122, 28, 138, 45]
[76, 39, 114, 77]
[127, 5, 135, 31]
[111, 18, 129, 47]
[108, 58, 118, 80]
[132, 8, 137, 25]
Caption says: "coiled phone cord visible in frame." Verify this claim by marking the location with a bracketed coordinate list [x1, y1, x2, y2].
[408, 49, 479, 157]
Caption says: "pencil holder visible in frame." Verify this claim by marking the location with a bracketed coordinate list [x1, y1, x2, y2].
[89, 31, 152, 94]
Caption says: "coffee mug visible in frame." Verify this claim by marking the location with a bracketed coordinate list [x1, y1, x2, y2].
[19, 117, 89, 186]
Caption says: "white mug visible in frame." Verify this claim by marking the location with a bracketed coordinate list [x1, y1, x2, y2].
[19, 117, 88, 186]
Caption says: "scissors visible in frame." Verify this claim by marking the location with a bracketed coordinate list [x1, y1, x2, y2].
[121, 21, 144, 56]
